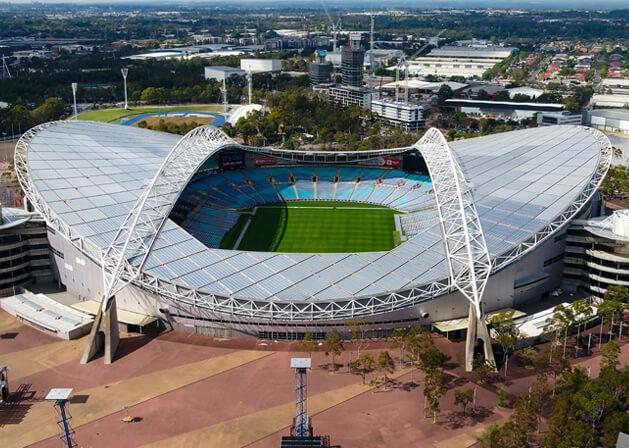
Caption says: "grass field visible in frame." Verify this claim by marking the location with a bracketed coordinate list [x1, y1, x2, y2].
[77, 104, 224, 123]
[221, 201, 401, 253]
[135, 115, 215, 127]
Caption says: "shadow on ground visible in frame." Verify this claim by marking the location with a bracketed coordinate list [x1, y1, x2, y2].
[0, 383, 37, 427]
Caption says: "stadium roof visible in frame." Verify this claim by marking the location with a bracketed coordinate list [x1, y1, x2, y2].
[17, 122, 610, 315]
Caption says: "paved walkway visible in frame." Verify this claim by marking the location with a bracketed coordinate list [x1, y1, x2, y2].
[142, 369, 412, 448]
[3, 350, 271, 447]
[1, 310, 626, 448]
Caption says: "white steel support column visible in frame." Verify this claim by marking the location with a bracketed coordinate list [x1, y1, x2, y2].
[414, 128, 495, 371]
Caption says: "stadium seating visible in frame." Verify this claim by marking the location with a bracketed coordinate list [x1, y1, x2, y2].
[176, 166, 433, 248]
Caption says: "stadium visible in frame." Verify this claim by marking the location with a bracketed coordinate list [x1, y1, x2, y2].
[14, 121, 612, 358]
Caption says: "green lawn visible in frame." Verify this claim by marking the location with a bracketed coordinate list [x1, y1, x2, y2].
[223, 201, 400, 253]
[77, 104, 224, 123]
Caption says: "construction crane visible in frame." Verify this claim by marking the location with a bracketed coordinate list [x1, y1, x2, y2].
[395, 30, 445, 103]
[321, 0, 342, 53]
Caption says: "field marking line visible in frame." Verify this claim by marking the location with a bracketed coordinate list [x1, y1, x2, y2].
[8, 350, 273, 448]
[234, 213, 254, 250]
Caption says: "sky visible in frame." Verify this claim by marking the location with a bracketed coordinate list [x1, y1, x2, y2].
[2, 0, 629, 6]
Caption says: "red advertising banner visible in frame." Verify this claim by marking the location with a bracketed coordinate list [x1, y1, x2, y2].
[255, 156, 278, 166]
[358, 157, 401, 168]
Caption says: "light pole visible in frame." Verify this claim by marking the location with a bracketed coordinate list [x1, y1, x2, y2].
[121, 68, 129, 110]
[71, 83, 78, 119]
[45, 388, 78, 448]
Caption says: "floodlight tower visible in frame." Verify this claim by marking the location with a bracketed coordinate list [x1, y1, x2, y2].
[1, 56, 11, 80]
[290, 358, 312, 438]
[369, 13, 375, 76]
[246, 71, 253, 105]
[45, 388, 78, 448]
[221, 77, 228, 113]
[71, 83, 78, 120]
[121, 68, 129, 110]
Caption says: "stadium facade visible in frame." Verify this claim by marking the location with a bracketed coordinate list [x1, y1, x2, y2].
[15, 122, 612, 345]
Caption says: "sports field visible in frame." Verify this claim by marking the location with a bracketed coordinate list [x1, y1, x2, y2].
[76, 104, 223, 123]
[222, 201, 401, 253]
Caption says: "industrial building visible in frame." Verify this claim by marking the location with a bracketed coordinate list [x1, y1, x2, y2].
[537, 111, 583, 127]
[240, 59, 282, 73]
[445, 99, 566, 120]
[204, 66, 245, 82]
[590, 94, 629, 109]
[585, 109, 629, 135]
[406, 45, 517, 79]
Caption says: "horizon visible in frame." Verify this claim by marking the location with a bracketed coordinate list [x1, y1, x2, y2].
[1, 0, 629, 9]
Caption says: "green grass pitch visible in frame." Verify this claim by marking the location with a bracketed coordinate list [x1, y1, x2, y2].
[221, 201, 401, 253]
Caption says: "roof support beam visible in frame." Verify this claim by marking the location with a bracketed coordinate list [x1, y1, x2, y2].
[414, 128, 494, 370]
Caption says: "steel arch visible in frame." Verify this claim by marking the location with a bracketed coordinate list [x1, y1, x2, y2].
[413, 128, 491, 318]
[99, 125, 236, 308]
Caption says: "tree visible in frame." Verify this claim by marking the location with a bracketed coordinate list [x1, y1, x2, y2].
[494, 90, 510, 102]
[378, 351, 395, 388]
[436, 84, 453, 107]
[521, 347, 537, 368]
[491, 311, 519, 376]
[535, 344, 570, 397]
[351, 353, 375, 384]
[600, 341, 620, 371]
[600, 412, 629, 448]
[498, 388, 509, 408]
[31, 97, 65, 123]
[423, 368, 447, 423]
[599, 286, 628, 346]
[473, 354, 495, 384]
[403, 326, 433, 380]
[476, 89, 491, 100]
[419, 345, 445, 373]
[347, 318, 371, 357]
[544, 304, 575, 358]
[299, 333, 317, 358]
[390, 327, 408, 367]
[571, 299, 593, 355]
[454, 388, 474, 416]
[478, 421, 530, 448]
[324, 330, 344, 372]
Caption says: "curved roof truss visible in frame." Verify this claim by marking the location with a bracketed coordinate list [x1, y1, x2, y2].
[100, 125, 236, 308]
[414, 128, 491, 318]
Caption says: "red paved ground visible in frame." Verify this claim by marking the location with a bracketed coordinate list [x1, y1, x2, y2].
[0, 322, 59, 356]
[1, 309, 627, 448]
